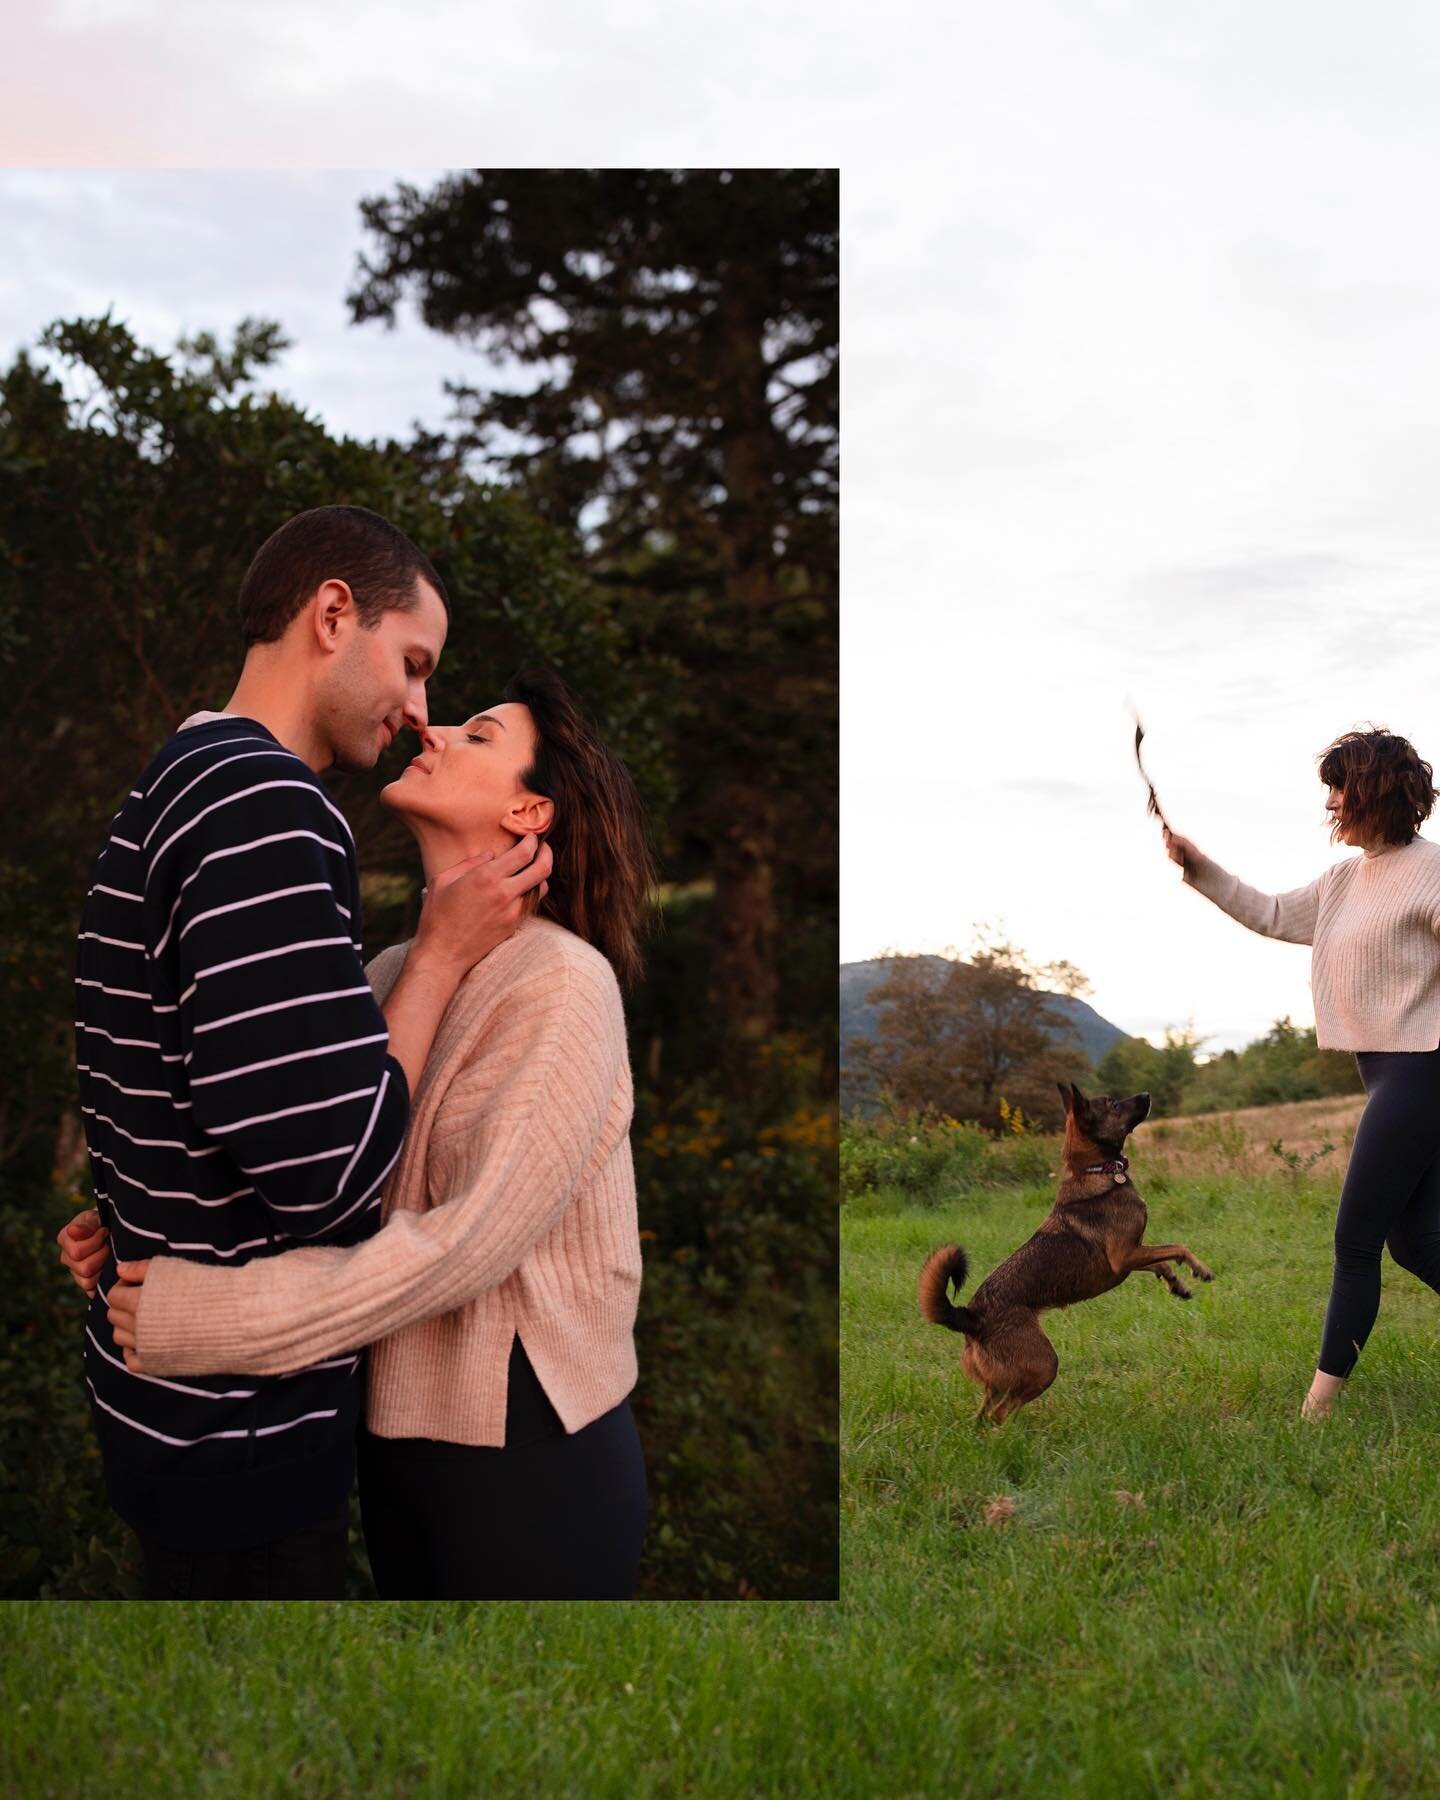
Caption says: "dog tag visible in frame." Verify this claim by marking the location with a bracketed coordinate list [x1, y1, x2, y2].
[1113, 1172, 1126, 1185]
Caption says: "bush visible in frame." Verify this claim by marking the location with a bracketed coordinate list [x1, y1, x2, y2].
[839, 1110, 991, 1201]
[840, 1107, 1061, 1205]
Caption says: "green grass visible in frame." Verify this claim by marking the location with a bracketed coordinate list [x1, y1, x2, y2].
[842, 1170, 1440, 1795]
[6, 1167, 1440, 1795]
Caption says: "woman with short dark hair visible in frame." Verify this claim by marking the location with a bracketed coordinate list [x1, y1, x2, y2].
[1164, 727, 1440, 1420]
[66, 668, 657, 1597]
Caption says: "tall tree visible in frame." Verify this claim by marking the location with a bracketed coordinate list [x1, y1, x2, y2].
[346, 169, 838, 1049]
[850, 940, 1094, 1129]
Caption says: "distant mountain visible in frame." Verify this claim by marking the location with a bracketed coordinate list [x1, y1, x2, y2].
[840, 955, 1130, 1098]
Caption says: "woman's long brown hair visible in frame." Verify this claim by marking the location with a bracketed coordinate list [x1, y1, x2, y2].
[502, 668, 658, 989]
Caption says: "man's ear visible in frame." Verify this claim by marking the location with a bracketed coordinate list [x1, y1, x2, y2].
[311, 579, 354, 654]
[503, 794, 554, 837]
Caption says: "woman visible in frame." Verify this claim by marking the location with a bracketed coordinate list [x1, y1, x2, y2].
[1165, 727, 1440, 1420]
[61, 668, 654, 1597]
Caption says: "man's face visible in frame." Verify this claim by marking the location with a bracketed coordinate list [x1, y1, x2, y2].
[320, 577, 449, 772]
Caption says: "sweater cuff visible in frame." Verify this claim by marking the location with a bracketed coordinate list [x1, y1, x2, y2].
[135, 1254, 264, 1377]
[1181, 849, 1223, 897]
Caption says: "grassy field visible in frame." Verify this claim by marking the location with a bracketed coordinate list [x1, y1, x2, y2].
[843, 1099, 1440, 1794]
[7, 1100, 1440, 1796]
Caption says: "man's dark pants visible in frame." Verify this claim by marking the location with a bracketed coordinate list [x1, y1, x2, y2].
[136, 1498, 350, 1600]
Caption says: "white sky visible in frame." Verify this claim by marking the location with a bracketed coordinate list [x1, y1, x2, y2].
[0, 170, 489, 447]
[842, 3, 1440, 1051]
[6, 3, 1440, 1052]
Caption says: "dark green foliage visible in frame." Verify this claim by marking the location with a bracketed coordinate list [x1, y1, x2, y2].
[0, 1191, 141, 1599]
[347, 169, 838, 1047]
[1180, 1017, 1363, 1114]
[839, 1110, 1056, 1207]
[1099, 1018, 1363, 1118]
[1096, 1027, 1205, 1116]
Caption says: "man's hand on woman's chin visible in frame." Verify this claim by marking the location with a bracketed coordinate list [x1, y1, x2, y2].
[107, 1260, 152, 1373]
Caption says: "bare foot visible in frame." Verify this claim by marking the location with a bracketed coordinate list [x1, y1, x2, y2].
[1301, 1373, 1346, 1421]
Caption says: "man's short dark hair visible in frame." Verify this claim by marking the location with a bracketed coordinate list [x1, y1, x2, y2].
[238, 506, 450, 647]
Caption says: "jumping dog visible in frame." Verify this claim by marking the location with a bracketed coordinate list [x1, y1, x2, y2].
[917, 1083, 1214, 1422]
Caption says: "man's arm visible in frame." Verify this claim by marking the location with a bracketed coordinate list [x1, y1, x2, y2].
[123, 949, 627, 1376]
[164, 783, 409, 1243]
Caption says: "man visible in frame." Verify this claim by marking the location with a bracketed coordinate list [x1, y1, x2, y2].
[57, 504, 551, 1598]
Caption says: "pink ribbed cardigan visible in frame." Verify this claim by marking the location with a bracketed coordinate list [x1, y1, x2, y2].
[134, 918, 642, 1445]
[1184, 836, 1440, 1051]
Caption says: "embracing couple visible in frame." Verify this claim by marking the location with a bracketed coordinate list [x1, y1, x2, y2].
[56, 505, 652, 1600]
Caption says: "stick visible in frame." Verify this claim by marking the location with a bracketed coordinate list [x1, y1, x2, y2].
[1131, 711, 1172, 835]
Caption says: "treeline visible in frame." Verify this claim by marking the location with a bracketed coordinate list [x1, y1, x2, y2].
[849, 937, 1360, 1134]
[844, 937, 1094, 1131]
[1097, 1018, 1362, 1117]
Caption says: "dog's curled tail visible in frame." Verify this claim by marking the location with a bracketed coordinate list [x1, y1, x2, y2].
[917, 1243, 981, 1334]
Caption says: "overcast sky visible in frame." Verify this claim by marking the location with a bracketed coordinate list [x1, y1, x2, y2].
[0, 169, 486, 448]
[842, 3, 1440, 1052]
[7, 3, 1440, 1051]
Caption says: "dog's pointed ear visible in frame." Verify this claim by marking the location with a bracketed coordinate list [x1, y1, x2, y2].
[1057, 1081, 1075, 1115]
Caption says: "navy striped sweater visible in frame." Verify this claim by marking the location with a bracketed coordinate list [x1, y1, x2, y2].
[75, 715, 410, 1551]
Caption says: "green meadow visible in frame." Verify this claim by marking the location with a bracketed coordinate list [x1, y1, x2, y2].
[8, 1104, 1440, 1797]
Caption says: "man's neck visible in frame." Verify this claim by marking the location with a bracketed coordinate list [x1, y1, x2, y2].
[222, 661, 329, 772]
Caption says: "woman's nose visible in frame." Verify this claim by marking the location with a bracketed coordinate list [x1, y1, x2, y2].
[418, 725, 443, 753]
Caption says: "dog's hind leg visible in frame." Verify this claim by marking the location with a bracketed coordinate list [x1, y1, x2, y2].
[986, 1330, 1059, 1424]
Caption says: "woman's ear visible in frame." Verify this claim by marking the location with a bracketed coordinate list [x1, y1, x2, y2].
[503, 793, 554, 837]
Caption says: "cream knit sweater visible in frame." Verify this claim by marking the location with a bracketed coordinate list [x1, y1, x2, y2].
[133, 917, 642, 1445]
[1184, 836, 1440, 1051]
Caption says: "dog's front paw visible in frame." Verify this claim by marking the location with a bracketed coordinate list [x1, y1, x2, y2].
[1194, 1264, 1214, 1282]
[1172, 1281, 1193, 1300]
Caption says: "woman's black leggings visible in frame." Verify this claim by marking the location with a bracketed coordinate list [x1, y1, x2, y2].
[356, 1336, 648, 1599]
[1318, 1048, 1440, 1377]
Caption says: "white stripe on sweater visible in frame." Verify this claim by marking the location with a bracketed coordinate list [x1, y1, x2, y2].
[204, 1086, 380, 1135]
[188, 1032, 389, 1087]
[143, 749, 289, 851]
[175, 883, 346, 947]
[75, 980, 149, 1000]
[144, 732, 284, 799]
[100, 1191, 282, 1257]
[86, 1325, 257, 1400]
[192, 987, 374, 1036]
[91, 1149, 254, 1206]
[77, 1023, 162, 1051]
[79, 931, 146, 952]
[250, 1145, 356, 1177]
[186, 935, 355, 988]
[81, 1106, 222, 1158]
[153, 828, 349, 956]
[86, 1379, 336, 1447]
[77, 1064, 170, 1099]
[146, 781, 355, 891]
